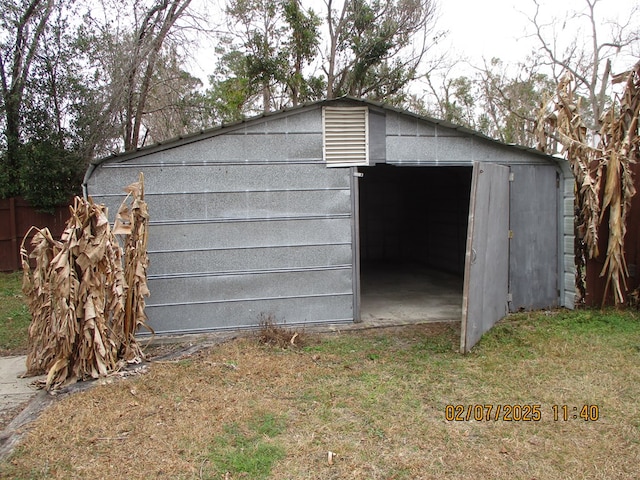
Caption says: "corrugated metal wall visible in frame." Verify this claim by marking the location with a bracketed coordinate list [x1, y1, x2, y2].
[86, 108, 355, 334]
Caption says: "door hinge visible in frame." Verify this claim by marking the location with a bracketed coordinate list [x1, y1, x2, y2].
[353, 171, 364, 178]
[507, 293, 513, 302]
[509, 172, 515, 182]
[508, 230, 514, 239]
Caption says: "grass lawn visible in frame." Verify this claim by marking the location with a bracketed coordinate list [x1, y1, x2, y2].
[0, 272, 30, 355]
[0, 307, 639, 479]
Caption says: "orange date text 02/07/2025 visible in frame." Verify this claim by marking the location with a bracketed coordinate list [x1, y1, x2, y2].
[444, 404, 600, 422]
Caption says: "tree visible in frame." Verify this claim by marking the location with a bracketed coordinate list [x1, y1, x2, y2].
[208, 0, 321, 117]
[208, 0, 443, 116]
[323, 0, 439, 101]
[132, 46, 206, 145]
[224, 0, 289, 113]
[0, 0, 88, 209]
[122, 0, 194, 150]
[205, 48, 256, 123]
[424, 73, 477, 127]
[18, 140, 84, 211]
[19, 13, 88, 211]
[79, 0, 196, 152]
[475, 58, 554, 146]
[423, 58, 554, 148]
[282, 0, 321, 106]
[0, 0, 55, 196]
[528, 0, 639, 132]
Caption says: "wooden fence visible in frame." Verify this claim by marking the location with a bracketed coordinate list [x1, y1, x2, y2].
[0, 197, 71, 272]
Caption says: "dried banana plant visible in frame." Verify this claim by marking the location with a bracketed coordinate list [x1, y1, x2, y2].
[537, 61, 640, 305]
[600, 63, 640, 304]
[20, 176, 151, 390]
[536, 73, 601, 304]
[114, 172, 153, 360]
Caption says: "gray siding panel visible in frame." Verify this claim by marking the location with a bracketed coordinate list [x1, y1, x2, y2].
[386, 135, 554, 166]
[88, 163, 346, 195]
[369, 109, 387, 164]
[145, 295, 353, 333]
[115, 189, 350, 223]
[147, 218, 351, 252]
[560, 159, 576, 309]
[148, 268, 351, 305]
[85, 102, 573, 333]
[148, 244, 352, 276]
[139, 211, 354, 333]
[142, 215, 352, 333]
[386, 112, 438, 136]
[242, 110, 321, 133]
[88, 164, 351, 233]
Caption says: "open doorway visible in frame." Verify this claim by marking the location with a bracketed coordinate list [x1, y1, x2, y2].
[357, 164, 473, 323]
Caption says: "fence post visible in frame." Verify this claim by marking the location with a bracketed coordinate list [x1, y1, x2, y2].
[9, 197, 18, 271]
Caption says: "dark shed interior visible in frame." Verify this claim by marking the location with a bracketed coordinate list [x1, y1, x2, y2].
[358, 165, 473, 322]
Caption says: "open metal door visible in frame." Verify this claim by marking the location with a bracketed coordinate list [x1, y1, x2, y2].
[461, 162, 510, 353]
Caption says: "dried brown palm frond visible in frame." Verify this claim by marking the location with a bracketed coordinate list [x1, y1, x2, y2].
[20, 227, 72, 378]
[536, 62, 640, 305]
[20, 176, 152, 390]
[114, 172, 153, 360]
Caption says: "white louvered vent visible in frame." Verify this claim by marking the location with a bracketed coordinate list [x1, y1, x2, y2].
[322, 106, 369, 167]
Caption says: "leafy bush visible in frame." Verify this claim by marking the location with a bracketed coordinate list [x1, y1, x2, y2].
[17, 140, 84, 212]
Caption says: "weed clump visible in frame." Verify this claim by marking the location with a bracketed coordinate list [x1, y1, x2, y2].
[256, 314, 308, 349]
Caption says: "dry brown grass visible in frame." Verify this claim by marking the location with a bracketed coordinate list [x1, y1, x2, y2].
[1, 311, 639, 479]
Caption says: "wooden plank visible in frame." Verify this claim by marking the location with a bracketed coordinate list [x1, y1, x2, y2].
[461, 162, 510, 353]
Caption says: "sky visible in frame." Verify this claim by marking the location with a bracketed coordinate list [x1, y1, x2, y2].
[436, 0, 538, 64]
[435, 0, 638, 71]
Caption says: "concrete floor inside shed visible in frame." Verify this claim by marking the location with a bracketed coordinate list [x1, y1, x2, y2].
[359, 262, 463, 325]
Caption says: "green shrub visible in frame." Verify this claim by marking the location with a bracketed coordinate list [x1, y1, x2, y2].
[17, 140, 84, 212]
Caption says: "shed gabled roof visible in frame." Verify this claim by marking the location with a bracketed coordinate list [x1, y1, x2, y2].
[84, 97, 560, 185]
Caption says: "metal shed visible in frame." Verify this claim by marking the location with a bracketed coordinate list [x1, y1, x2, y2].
[84, 98, 575, 352]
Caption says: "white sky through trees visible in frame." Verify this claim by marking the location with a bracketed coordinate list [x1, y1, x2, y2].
[188, 0, 637, 87]
[438, 0, 637, 70]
